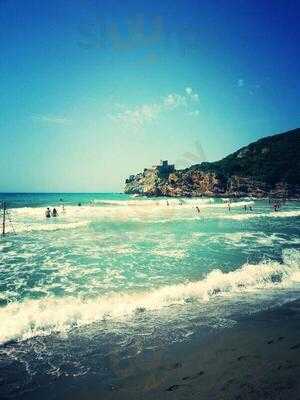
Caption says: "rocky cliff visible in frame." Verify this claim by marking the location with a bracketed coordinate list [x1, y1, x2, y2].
[124, 128, 300, 198]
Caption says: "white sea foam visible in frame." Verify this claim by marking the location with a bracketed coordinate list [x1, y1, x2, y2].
[221, 210, 300, 221]
[0, 249, 299, 345]
[5, 221, 89, 234]
[93, 198, 214, 206]
[202, 232, 300, 247]
[151, 249, 186, 258]
[5, 199, 300, 238]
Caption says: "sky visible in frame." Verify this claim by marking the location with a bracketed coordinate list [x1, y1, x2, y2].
[0, 0, 299, 192]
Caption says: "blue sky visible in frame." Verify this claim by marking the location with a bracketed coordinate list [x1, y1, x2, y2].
[0, 0, 299, 192]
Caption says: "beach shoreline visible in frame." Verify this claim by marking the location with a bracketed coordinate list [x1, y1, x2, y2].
[1, 194, 299, 400]
[70, 299, 300, 400]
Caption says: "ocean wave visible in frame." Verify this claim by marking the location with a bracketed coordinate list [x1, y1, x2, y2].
[225, 232, 300, 246]
[0, 249, 299, 345]
[151, 249, 186, 258]
[221, 210, 300, 221]
[141, 209, 300, 224]
[190, 232, 300, 247]
[5, 221, 89, 234]
[11, 197, 219, 217]
[5, 202, 300, 235]
[92, 198, 215, 206]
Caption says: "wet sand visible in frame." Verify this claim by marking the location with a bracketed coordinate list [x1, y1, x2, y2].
[71, 299, 300, 400]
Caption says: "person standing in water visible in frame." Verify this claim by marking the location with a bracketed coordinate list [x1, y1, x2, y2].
[228, 202, 231, 211]
[52, 208, 58, 217]
[45, 208, 51, 218]
[196, 206, 200, 214]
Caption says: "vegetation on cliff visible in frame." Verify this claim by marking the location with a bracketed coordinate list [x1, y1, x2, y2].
[125, 128, 300, 198]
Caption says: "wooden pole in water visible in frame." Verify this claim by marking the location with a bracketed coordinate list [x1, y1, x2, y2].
[2, 201, 6, 236]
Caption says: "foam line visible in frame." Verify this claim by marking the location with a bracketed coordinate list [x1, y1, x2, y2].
[0, 249, 299, 345]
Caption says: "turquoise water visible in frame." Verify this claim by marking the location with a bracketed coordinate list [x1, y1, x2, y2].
[0, 193, 300, 399]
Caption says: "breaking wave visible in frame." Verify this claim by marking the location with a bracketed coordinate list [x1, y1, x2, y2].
[221, 210, 300, 221]
[8, 201, 300, 232]
[0, 249, 299, 345]
[5, 221, 89, 234]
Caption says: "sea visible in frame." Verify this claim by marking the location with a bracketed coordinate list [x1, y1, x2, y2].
[0, 193, 300, 399]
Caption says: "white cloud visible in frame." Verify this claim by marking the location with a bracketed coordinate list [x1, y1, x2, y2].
[110, 87, 200, 128]
[163, 93, 187, 109]
[185, 87, 199, 102]
[190, 93, 199, 102]
[109, 103, 161, 128]
[31, 114, 72, 125]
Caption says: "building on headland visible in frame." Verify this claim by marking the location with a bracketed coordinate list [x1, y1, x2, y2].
[153, 160, 175, 174]
[125, 160, 175, 184]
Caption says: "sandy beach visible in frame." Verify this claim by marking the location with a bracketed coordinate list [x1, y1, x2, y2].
[70, 299, 300, 400]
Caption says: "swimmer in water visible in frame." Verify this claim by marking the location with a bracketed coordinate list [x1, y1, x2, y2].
[196, 206, 200, 214]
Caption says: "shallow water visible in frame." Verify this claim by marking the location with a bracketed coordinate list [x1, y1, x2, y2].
[0, 193, 299, 399]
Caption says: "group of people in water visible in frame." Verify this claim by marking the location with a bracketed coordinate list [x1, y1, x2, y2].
[45, 203, 84, 218]
[195, 202, 253, 214]
[45, 201, 84, 219]
[45, 207, 59, 218]
[44, 196, 287, 219]
[272, 201, 283, 212]
[269, 197, 286, 212]
[166, 199, 256, 214]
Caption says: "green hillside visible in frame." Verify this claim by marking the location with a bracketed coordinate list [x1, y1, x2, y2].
[195, 128, 300, 187]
